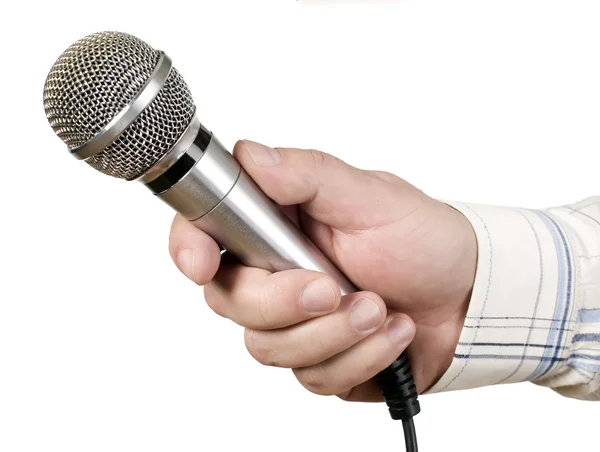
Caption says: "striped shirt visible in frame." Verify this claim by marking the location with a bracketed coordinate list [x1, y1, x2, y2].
[428, 196, 600, 400]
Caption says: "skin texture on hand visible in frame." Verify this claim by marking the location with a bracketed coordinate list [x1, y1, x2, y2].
[168, 140, 477, 402]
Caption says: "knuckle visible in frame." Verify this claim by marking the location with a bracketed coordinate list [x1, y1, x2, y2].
[257, 277, 292, 329]
[257, 284, 277, 329]
[310, 322, 327, 356]
[359, 350, 388, 378]
[244, 329, 279, 367]
[294, 364, 335, 396]
[336, 388, 355, 402]
[308, 149, 327, 171]
[371, 169, 398, 183]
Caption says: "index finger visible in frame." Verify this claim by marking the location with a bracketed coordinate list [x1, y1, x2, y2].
[168, 214, 222, 285]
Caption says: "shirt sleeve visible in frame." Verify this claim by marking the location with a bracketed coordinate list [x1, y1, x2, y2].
[426, 196, 600, 400]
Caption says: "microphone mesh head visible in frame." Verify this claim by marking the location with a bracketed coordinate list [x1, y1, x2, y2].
[43, 31, 196, 180]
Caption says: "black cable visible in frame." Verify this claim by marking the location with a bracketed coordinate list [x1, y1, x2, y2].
[402, 418, 418, 452]
[374, 353, 420, 452]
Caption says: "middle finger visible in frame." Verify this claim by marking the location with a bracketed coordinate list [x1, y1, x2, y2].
[243, 291, 387, 368]
[204, 255, 342, 330]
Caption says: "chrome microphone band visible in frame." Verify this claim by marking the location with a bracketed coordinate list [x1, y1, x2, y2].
[144, 124, 213, 194]
[137, 114, 208, 184]
[70, 51, 173, 161]
[152, 134, 242, 220]
[145, 151, 200, 194]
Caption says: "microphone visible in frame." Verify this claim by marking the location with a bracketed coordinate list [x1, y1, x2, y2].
[43, 31, 420, 448]
[44, 31, 355, 293]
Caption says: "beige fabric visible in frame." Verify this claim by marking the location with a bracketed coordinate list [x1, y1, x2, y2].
[428, 197, 600, 400]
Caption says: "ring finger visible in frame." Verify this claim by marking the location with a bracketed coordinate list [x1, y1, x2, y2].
[244, 292, 387, 368]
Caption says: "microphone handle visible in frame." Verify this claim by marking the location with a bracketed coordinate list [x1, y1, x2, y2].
[195, 167, 358, 293]
[154, 131, 357, 294]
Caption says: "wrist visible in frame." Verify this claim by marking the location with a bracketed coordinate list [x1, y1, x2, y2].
[423, 201, 478, 390]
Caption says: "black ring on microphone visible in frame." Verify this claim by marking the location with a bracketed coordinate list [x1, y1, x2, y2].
[145, 125, 212, 194]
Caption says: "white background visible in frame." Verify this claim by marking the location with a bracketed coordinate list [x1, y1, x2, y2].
[0, 0, 598, 451]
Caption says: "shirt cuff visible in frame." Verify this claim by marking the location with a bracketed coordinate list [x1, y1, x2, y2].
[427, 200, 588, 395]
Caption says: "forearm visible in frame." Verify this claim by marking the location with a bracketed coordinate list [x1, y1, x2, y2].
[428, 196, 600, 400]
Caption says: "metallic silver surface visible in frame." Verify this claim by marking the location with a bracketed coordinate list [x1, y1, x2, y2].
[138, 114, 202, 184]
[71, 52, 173, 161]
[155, 134, 241, 220]
[157, 133, 356, 295]
[44, 32, 160, 150]
[43, 31, 196, 181]
[86, 65, 195, 180]
[193, 169, 356, 295]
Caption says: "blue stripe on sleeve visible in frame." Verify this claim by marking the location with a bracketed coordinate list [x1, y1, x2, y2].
[527, 211, 574, 380]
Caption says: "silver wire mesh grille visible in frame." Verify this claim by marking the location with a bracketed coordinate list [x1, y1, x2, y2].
[43, 31, 196, 180]
[86, 67, 195, 180]
[43, 32, 160, 149]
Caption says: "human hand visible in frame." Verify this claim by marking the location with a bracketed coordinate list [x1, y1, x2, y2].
[168, 140, 477, 401]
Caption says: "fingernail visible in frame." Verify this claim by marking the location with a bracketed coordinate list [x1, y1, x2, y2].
[301, 279, 337, 313]
[245, 140, 280, 167]
[350, 298, 383, 332]
[387, 318, 414, 345]
[178, 249, 196, 282]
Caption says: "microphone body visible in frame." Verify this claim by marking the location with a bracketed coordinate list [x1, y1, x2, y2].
[147, 115, 356, 294]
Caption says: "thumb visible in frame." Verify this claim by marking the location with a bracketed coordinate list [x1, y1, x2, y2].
[233, 140, 425, 230]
